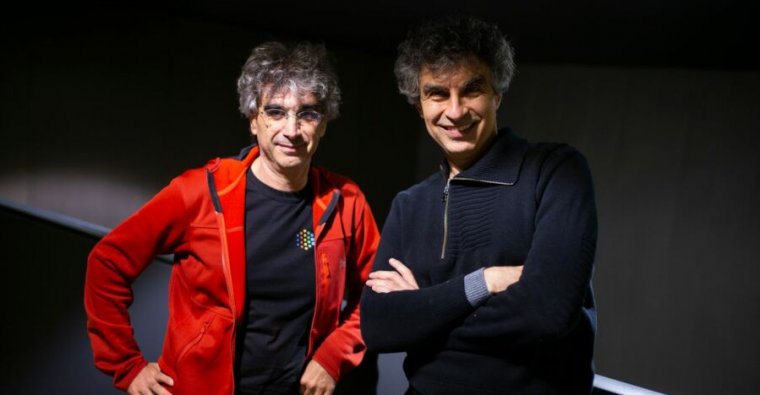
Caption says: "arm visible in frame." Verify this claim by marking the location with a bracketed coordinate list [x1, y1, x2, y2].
[84, 176, 190, 391]
[309, 193, 379, 384]
[447, 148, 597, 352]
[367, 262, 521, 299]
[360, 196, 476, 352]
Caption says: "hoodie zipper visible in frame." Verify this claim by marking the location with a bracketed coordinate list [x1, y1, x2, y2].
[307, 190, 340, 357]
[177, 318, 212, 363]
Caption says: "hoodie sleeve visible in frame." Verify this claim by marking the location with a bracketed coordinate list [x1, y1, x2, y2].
[84, 175, 191, 390]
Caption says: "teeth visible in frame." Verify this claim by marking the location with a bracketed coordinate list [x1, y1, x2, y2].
[443, 124, 473, 131]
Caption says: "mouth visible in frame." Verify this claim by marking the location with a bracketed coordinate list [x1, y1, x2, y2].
[276, 141, 305, 154]
[438, 121, 478, 138]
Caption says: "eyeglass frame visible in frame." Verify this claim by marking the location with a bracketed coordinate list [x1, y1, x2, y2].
[258, 105, 324, 127]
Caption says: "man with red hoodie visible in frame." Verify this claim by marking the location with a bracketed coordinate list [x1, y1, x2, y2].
[85, 41, 379, 395]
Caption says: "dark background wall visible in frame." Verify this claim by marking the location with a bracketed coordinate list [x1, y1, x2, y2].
[1, 2, 759, 394]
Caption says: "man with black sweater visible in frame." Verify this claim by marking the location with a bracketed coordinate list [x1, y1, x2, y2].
[360, 16, 597, 395]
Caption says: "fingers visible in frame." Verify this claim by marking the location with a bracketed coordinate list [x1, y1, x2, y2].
[127, 362, 174, 395]
[365, 281, 394, 294]
[366, 258, 420, 293]
[483, 265, 524, 294]
[301, 387, 332, 395]
[367, 270, 412, 293]
[151, 382, 173, 395]
[388, 258, 419, 289]
[300, 360, 335, 395]
[155, 371, 175, 387]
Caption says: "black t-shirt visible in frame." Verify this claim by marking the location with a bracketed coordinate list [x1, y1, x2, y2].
[237, 170, 316, 395]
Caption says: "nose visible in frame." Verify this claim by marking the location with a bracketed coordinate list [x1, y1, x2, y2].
[282, 113, 299, 137]
[444, 94, 466, 120]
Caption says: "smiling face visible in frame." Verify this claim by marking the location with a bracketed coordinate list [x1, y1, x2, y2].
[417, 57, 502, 176]
[249, 87, 326, 188]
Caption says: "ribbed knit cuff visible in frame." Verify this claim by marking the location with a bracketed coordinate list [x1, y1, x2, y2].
[464, 268, 490, 306]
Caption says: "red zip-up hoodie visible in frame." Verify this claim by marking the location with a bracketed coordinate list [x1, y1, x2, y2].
[85, 146, 379, 393]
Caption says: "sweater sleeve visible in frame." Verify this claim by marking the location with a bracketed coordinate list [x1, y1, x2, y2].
[311, 192, 380, 381]
[84, 176, 191, 390]
[360, 195, 476, 353]
[446, 148, 597, 352]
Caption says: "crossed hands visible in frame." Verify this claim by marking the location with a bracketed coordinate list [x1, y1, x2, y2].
[366, 258, 523, 294]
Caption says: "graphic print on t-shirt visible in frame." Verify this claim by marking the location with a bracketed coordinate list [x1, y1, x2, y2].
[296, 228, 315, 251]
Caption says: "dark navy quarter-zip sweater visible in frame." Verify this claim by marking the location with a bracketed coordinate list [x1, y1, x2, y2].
[361, 129, 598, 395]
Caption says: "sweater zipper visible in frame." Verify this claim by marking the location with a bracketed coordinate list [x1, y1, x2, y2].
[440, 179, 451, 259]
[439, 177, 512, 260]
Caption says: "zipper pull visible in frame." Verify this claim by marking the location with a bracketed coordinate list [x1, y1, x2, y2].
[442, 183, 450, 203]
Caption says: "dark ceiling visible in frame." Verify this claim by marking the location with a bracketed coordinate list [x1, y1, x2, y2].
[5, 0, 760, 70]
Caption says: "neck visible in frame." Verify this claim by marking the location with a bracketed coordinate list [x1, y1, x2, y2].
[447, 163, 461, 179]
[251, 158, 309, 192]
[446, 128, 498, 179]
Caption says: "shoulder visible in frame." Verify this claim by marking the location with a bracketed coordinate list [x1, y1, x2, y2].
[163, 155, 235, 206]
[391, 172, 441, 211]
[400, 172, 439, 197]
[311, 166, 366, 202]
[498, 128, 585, 167]
[166, 166, 206, 192]
[531, 142, 589, 174]
[519, 137, 590, 178]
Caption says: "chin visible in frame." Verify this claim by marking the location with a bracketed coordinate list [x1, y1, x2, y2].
[444, 140, 477, 153]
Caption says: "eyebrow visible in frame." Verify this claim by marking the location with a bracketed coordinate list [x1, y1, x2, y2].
[421, 83, 448, 96]
[262, 103, 323, 112]
[298, 104, 323, 112]
[263, 104, 284, 111]
[421, 75, 488, 96]
[462, 76, 487, 91]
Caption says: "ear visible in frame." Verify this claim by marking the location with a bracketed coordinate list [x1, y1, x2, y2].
[494, 93, 503, 109]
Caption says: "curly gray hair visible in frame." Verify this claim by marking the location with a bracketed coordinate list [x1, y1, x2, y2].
[394, 16, 516, 105]
[237, 41, 341, 120]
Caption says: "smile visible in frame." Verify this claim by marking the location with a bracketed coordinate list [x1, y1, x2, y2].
[276, 142, 305, 152]
[439, 122, 477, 137]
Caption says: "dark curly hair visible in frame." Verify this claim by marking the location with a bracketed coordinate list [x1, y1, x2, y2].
[237, 41, 341, 120]
[395, 16, 515, 105]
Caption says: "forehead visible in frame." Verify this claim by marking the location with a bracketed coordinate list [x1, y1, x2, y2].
[419, 56, 492, 86]
[260, 86, 319, 107]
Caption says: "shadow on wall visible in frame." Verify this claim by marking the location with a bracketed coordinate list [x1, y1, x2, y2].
[0, 169, 158, 229]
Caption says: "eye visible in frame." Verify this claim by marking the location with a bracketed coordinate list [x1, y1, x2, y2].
[264, 108, 287, 120]
[462, 84, 486, 97]
[297, 110, 322, 123]
[425, 89, 449, 101]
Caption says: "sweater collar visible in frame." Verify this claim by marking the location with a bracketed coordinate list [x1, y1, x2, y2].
[439, 128, 528, 185]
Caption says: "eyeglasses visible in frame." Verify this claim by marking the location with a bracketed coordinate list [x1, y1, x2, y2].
[259, 108, 323, 126]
